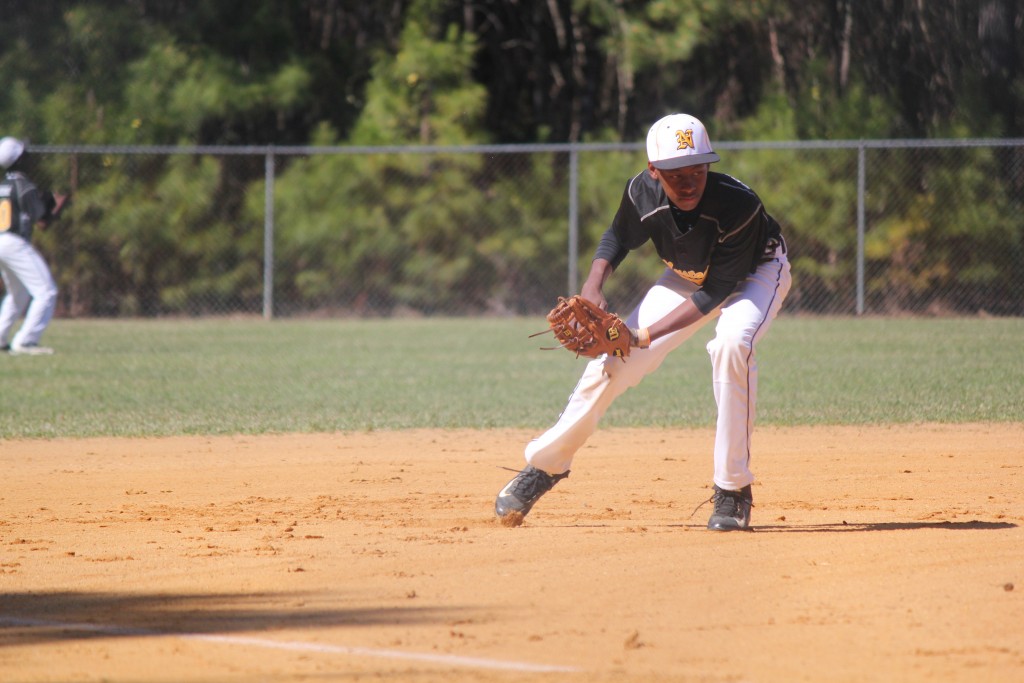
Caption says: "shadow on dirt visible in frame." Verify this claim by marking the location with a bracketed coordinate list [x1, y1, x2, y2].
[751, 520, 1018, 533]
[0, 590, 468, 647]
[566, 520, 1018, 532]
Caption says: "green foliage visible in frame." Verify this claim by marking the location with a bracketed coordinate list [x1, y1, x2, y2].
[864, 146, 1020, 312]
[265, 8, 495, 314]
[43, 152, 261, 316]
[351, 18, 485, 146]
[57, 5, 164, 142]
[2, 2, 1023, 318]
[122, 43, 314, 144]
[475, 153, 574, 310]
[740, 82, 898, 142]
[587, 0, 707, 72]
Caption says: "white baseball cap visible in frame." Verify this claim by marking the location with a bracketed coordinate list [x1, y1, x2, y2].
[0, 137, 26, 169]
[646, 114, 720, 170]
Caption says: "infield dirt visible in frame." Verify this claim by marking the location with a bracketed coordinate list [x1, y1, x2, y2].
[2, 424, 1022, 682]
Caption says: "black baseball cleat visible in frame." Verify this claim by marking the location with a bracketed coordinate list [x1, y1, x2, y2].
[495, 465, 569, 519]
[706, 484, 753, 531]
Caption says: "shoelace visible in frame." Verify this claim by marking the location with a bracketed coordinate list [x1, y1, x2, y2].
[498, 466, 564, 500]
[689, 488, 753, 519]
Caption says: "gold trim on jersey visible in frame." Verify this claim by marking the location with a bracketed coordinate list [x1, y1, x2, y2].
[663, 259, 708, 285]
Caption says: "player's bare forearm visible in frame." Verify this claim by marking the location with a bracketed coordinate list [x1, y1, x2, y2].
[580, 258, 614, 310]
[646, 299, 704, 342]
[580, 257, 703, 345]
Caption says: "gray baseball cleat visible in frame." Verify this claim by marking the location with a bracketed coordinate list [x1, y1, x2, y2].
[495, 465, 569, 519]
[706, 484, 753, 531]
[9, 343, 55, 355]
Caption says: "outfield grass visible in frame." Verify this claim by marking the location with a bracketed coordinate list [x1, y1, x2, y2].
[1, 316, 1021, 439]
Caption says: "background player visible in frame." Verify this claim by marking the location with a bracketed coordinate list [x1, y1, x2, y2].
[496, 113, 792, 531]
[0, 136, 65, 355]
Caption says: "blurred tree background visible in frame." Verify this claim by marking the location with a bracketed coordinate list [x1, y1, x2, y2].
[5, 0, 1020, 145]
[1, 0, 1022, 316]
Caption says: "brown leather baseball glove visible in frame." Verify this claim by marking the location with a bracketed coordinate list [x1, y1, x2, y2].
[531, 295, 632, 360]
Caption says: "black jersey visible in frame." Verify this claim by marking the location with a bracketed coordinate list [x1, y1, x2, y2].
[0, 171, 47, 241]
[594, 170, 783, 314]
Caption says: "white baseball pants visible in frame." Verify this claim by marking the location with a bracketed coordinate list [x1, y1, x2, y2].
[0, 232, 58, 348]
[525, 248, 791, 490]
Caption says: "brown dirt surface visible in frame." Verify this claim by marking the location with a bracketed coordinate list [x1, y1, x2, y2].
[1, 424, 1022, 682]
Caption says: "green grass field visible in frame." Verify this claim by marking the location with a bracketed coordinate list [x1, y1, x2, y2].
[1, 316, 1021, 439]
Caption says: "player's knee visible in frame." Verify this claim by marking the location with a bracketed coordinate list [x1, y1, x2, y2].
[38, 284, 58, 308]
[706, 333, 752, 365]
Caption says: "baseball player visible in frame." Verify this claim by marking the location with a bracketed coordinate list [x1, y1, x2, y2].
[496, 113, 792, 531]
[0, 136, 65, 355]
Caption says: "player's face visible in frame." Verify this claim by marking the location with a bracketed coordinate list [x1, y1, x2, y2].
[649, 163, 709, 211]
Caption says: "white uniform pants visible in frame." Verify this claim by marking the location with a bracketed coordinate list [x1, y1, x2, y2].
[526, 249, 791, 490]
[0, 232, 58, 347]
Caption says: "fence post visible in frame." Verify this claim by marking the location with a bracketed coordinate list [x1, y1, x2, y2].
[568, 147, 580, 294]
[856, 143, 866, 315]
[263, 148, 275, 320]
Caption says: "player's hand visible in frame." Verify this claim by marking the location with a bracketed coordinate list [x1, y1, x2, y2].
[38, 191, 70, 228]
[51, 193, 69, 217]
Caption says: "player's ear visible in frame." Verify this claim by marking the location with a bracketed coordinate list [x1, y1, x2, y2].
[647, 162, 659, 179]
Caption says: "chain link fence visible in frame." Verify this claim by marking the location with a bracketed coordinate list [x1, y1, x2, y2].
[24, 138, 1024, 319]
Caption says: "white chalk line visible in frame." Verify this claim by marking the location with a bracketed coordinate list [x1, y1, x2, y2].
[0, 616, 579, 673]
